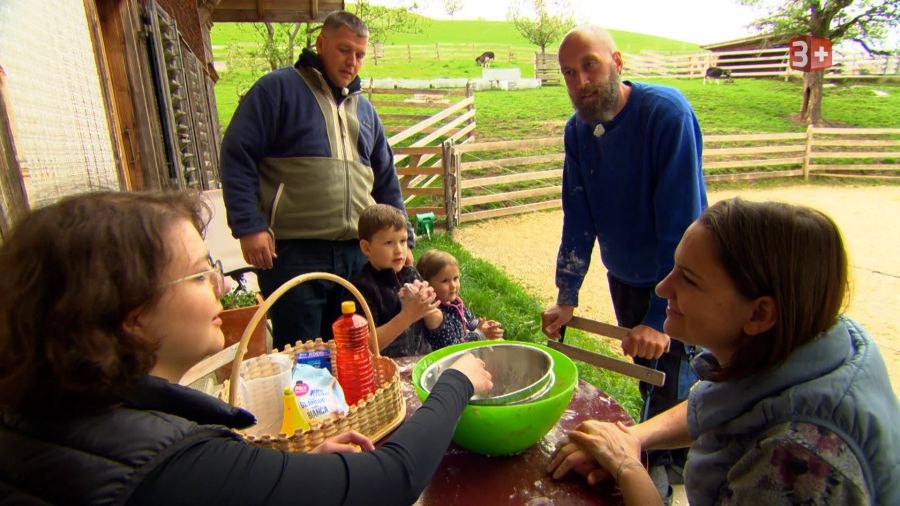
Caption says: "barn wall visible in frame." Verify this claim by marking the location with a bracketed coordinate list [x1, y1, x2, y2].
[153, 0, 206, 65]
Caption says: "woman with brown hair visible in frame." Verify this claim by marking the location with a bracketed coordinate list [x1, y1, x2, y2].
[0, 191, 492, 505]
[549, 198, 899, 505]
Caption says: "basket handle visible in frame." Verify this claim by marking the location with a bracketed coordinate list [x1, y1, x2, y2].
[227, 272, 380, 406]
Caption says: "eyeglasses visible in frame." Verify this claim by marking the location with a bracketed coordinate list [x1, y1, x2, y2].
[166, 258, 226, 295]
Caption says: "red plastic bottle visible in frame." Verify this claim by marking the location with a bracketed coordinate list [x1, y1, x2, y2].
[332, 301, 376, 406]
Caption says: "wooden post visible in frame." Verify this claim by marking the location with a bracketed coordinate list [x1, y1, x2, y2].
[442, 140, 457, 234]
[465, 81, 474, 142]
[407, 44, 411, 63]
[0, 70, 30, 238]
[803, 123, 814, 180]
[452, 146, 462, 232]
[435, 43, 440, 61]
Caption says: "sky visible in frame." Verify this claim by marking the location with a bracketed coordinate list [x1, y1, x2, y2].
[370, 0, 769, 45]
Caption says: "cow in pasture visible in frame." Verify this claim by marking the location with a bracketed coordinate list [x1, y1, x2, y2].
[704, 66, 732, 85]
[475, 51, 495, 68]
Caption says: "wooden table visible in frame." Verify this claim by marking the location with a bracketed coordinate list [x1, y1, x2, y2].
[393, 356, 633, 506]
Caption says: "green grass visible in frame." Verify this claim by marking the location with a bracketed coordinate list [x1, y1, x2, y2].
[216, 70, 900, 137]
[469, 79, 900, 141]
[413, 233, 643, 420]
[211, 19, 700, 52]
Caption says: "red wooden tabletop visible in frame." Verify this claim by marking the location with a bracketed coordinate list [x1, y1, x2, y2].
[393, 356, 633, 506]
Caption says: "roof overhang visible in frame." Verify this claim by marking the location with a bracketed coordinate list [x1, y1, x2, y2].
[701, 33, 793, 51]
[208, 0, 345, 23]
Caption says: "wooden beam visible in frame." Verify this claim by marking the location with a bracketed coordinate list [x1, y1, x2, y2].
[705, 133, 806, 142]
[393, 146, 442, 156]
[396, 167, 442, 176]
[808, 152, 900, 159]
[704, 169, 804, 182]
[367, 88, 455, 96]
[374, 100, 449, 108]
[814, 173, 900, 180]
[462, 153, 564, 171]
[380, 113, 431, 121]
[84, 0, 128, 190]
[812, 140, 900, 147]
[811, 127, 900, 135]
[809, 164, 899, 171]
[461, 169, 563, 189]
[403, 187, 444, 196]
[118, 0, 167, 190]
[456, 137, 563, 153]
[462, 186, 561, 206]
[705, 145, 805, 156]
[704, 157, 804, 170]
[461, 199, 560, 222]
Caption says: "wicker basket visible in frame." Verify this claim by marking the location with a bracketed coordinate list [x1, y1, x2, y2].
[222, 272, 405, 453]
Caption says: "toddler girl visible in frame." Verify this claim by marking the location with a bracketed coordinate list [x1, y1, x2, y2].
[416, 249, 504, 350]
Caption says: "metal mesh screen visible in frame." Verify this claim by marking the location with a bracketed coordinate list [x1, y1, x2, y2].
[0, 0, 119, 208]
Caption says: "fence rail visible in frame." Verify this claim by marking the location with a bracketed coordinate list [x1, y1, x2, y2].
[372, 84, 476, 216]
[409, 128, 899, 228]
[367, 42, 535, 65]
[219, 42, 897, 82]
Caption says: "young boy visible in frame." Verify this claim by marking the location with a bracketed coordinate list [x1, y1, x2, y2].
[351, 204, 438, 357]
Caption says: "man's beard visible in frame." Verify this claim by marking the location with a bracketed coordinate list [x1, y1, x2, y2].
[569, 69, 622, 124]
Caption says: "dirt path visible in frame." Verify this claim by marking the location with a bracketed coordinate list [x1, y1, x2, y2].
[456, 185, 900, 395]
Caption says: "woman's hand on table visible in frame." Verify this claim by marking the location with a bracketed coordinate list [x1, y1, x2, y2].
[310, 430, 375, 454]
[549, 421, 643, 486]
[448, 352, 493, 396]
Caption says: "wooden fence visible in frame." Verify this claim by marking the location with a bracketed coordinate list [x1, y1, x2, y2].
[368, 83, 476, 219]
[531, 47, 898, 85]
[405, 128, 898, 229]
[367, 42, 534, 65]
[534, 53, 561, 85]
[218, 42, 896, 81]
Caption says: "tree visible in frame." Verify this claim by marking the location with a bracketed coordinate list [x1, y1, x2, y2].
[251, 22, 305, 71]
[739, 0, 899, 125]
[347, 1, 428, 43]
[507, 0, 575, 55]
[443, 0, 464, 18]
[231, 0, 426, 87]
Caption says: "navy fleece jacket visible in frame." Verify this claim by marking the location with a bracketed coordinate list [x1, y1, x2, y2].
[556, 82, 708, 331]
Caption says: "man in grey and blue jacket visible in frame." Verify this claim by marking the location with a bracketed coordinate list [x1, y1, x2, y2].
[220, 11, 413, 348]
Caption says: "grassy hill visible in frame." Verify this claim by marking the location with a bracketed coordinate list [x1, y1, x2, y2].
[211, 19, 701, 53]
[211, 18, 899, 137]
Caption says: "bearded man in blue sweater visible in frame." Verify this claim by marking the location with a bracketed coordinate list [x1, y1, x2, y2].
[541, 26, 708, 501]
[220, 12, 413, 349]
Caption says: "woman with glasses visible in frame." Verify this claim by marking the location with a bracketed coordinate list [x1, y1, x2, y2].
[0, 191, 492, 505]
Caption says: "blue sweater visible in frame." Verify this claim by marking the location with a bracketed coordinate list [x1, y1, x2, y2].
[220, 50, 411, 243]
[556, 82, 707, 330]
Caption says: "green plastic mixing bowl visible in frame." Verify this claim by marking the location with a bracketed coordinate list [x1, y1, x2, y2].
[413, 341, 578, 456]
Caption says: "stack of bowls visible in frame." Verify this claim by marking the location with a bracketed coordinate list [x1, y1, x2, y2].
[413, 341, 578, 456]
